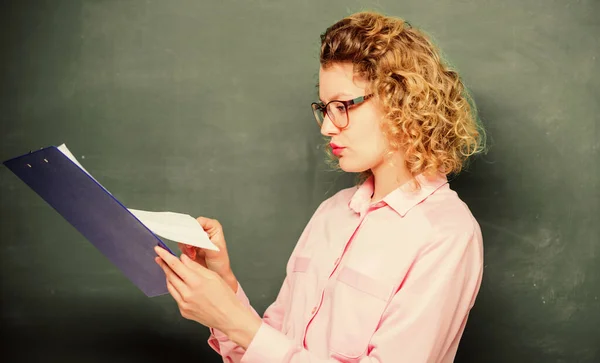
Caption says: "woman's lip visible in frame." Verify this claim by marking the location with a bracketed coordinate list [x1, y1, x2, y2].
[332, 147, 344, 156]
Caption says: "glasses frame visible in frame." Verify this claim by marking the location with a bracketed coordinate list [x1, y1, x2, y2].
[311, 93, 374, 129]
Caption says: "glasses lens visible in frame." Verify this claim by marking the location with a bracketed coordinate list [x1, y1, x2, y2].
[327, 101, 348, 128]
[311, 103, 325, 126]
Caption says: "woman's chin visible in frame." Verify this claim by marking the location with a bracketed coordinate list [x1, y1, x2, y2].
[338, 158, 370, 173]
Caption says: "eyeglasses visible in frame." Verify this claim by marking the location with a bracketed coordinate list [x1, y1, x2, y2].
[311, 94, 374, 129]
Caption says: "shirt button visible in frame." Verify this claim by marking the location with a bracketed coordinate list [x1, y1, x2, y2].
[311, 306, 317, 314]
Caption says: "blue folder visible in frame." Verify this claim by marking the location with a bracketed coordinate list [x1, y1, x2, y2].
[3, 146, 175, 297]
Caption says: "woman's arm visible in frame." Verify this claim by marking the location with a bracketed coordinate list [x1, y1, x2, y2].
[206, 275, 293, 360]
[205, 199, 331, 362]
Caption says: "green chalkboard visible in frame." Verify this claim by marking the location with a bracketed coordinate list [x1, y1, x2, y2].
[1, 0, 598, 362]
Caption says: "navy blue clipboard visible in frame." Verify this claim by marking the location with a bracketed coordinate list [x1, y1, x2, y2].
[3, 146, 175, 297]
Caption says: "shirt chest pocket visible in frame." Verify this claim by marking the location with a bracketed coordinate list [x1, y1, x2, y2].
[328, 266, 395, 360]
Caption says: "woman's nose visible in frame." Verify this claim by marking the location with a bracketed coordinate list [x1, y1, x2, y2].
[320, 114, 340, 136]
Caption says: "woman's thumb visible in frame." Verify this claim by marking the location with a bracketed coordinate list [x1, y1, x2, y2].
[196, 216, 220, 233]
[196, 216, 211, 229]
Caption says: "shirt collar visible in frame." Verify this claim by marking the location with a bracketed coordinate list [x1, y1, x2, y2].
[348, 173, 448, 217]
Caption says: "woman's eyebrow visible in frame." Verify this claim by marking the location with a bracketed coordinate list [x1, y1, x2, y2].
[319, 92, 353, 103]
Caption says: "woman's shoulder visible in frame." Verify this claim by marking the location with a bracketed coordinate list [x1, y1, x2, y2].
[417, 185, 482, 245]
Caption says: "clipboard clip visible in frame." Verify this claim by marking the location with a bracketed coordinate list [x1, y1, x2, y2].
[26, 158, 49, 168]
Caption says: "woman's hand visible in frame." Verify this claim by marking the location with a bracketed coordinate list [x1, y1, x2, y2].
[154, 245, 261, 349]
[178, 216, 238, 292]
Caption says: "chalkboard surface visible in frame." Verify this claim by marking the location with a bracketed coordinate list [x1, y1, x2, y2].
[1, 0, 598, 362]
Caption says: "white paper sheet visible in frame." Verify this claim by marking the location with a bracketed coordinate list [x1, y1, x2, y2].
[56, 143, 219, 251]
[128, 209, 218, 251]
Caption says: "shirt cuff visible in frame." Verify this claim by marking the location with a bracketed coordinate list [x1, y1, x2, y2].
[240, 322, 295, 363]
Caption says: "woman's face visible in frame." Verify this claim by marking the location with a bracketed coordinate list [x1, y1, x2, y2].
[318, 62, 390, 173]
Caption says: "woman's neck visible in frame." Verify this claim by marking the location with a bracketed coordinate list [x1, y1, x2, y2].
[370, 154, 413, 203]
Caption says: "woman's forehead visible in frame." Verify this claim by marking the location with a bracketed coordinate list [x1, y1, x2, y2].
[318, 63, 368, 101]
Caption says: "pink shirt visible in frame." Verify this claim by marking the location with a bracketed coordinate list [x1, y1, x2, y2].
[208, 173, 483, 362]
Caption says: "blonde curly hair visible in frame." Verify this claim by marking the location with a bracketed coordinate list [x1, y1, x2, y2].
[319, 11, 486, 183]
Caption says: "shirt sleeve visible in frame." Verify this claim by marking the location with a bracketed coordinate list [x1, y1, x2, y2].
[208, 278, 295, 361]
[239, 220, 484, 363]
[207, 281, 262, 360]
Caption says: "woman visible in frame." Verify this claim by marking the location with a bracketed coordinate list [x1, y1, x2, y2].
[154, 11, 486, 363]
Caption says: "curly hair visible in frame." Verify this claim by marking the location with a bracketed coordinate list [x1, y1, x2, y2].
[319, 11, 486, 184]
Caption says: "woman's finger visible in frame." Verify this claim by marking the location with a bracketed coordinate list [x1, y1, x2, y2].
[155, 256, 189, 298]
[196, 216, 221, 235]
[177, 243, 197, 259]
[195, 216, 214, 230]
[180, 253, 211, 276]
[154, 246, 190, 281]
[165, 277, 182, 303]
